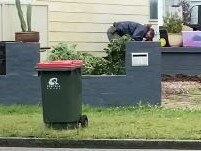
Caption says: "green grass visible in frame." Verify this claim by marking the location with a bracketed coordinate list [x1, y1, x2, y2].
[189, 89, 201, 102]
[1, 105, 201, 140]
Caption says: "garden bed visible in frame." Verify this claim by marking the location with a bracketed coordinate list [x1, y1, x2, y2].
[162, 78, 201, 108]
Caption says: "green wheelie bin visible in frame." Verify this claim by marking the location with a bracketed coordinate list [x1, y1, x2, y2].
[36, 60, 88, 128]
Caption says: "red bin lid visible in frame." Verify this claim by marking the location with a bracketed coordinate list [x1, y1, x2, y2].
[36, 60, 83, 69]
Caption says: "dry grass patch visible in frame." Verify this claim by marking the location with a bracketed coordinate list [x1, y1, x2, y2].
[162, 81, 201, 108]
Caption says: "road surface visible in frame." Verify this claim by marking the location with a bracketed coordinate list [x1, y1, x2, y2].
[0, 148, 198, 151]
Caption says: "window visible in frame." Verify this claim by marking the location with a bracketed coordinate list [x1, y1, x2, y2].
[150, 0, 158, 19]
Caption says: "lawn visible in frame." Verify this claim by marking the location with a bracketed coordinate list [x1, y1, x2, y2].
[1, 104, 201, 140]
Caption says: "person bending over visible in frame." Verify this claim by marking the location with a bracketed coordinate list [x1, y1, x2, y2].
[107, 21, 155, 42]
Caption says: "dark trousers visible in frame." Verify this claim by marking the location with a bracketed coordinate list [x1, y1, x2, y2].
[107, 26, 121, 42]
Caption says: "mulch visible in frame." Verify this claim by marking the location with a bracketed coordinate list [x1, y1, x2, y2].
[162, 74, 201, 83]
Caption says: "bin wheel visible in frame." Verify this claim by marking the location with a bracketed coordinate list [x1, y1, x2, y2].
[80, 115, 88, 128]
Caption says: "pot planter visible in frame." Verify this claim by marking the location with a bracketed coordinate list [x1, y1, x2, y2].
[168, 33, 183, 47]
[15, 31, 40, 42]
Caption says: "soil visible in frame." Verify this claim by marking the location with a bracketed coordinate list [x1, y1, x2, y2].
[161, 75, 201, 108]
[162, 74, 201, 83]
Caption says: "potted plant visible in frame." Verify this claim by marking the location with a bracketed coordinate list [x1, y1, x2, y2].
[15, 0, 39, 42]
[163, 14, 183, 47]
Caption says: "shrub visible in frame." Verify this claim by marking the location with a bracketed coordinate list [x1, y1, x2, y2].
[48, 43, 109, 75]
[48, 36, 131, 75]
[163, 14, 183, 33]
[104, 35, 131, 75]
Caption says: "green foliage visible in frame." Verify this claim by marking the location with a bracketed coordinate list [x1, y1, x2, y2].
[15, 0, 32, 32]
[163, 14, 183, 33]
[104, 35, 131, 75]
[48, 43, 109, 75]
[48, 36, 131, 75]
[48, 43, 78, 60]
[27, 4, 32, 32]
[0, 104, 41, 115]
[15, 0, 27, 32]
[77, 52, 109, 75]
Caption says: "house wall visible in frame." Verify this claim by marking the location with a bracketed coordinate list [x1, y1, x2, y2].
[0, 2, 48, 60]
[0, 2, 48, 47]
[37, 0, 151, 57]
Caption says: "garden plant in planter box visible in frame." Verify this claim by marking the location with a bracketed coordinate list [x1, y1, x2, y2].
[15, 0, 39, 42]
[48, 36, 131, 75]
[163, 14, 183, 47]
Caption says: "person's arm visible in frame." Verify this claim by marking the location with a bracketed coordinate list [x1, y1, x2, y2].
[131, 27, 145, 41]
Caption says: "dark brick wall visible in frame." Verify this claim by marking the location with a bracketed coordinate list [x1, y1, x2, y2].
[82, 42, 161, 106]
[0, 42, 161, 106]
[3, 42, 201, 106]
[161, 47, 201, 76]
[0, 42, 41, 104]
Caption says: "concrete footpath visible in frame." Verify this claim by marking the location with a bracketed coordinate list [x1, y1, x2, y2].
[1, 138, 201, 149]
